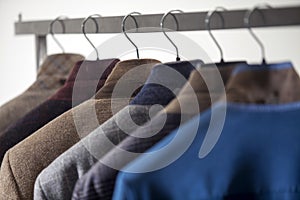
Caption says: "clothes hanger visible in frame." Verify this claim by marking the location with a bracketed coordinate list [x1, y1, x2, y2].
[49, 16, 68, 53]
[122, 12, 142, 59]
[120, 11, 161, 68]
[205, 7, 246, 67]
[223, 4, 300, 104]
[244, 4, 272, 65]
[244, 4, 292, 66]
[160, 10, 184, 61]
[81, 14, 102, 60]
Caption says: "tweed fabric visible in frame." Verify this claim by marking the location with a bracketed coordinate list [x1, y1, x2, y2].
[69, 63, 238, 200]
[0, 53, 84, 133]
[224, 62, 300, 104]
[164, 62, 240, 114]
[35, 105, 155, 200]
[130, 60, 202, 105]
[0, 59, 160, 200]
[0, 59, 119, 162]
[33, 60, 200, 200]
[71, 112, 187, 200]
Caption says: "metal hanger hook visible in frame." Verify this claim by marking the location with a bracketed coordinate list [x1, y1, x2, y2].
[160, 10, 183, 61]
[82, 14, 102, 60]
[49, 16, 68, 53]
[122, 12, 141, 59]
[205, 7, 227, 63]
[244, 4, 272, 64]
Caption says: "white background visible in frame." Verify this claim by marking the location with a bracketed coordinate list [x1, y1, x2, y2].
[0, 0, 300, 106]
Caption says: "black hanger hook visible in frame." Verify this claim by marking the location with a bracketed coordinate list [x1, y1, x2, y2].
[81, 14, 102, 60]
[160, 10, 183, 61]
[122, 12, 141, 59]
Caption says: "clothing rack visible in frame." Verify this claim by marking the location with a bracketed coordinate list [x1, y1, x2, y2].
[14, 6, 300, 69]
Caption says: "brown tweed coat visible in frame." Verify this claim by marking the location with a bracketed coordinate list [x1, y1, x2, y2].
[0, 59, 160, 200]
[0, 53, 84, 133]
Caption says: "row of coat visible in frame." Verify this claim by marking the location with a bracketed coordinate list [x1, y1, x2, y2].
[0, 50, 300, 200]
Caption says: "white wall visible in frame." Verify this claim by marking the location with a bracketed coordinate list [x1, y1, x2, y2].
[1, 0, 300, 106]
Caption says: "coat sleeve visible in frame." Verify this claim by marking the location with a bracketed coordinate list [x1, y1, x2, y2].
[0, 151, 22, 200]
